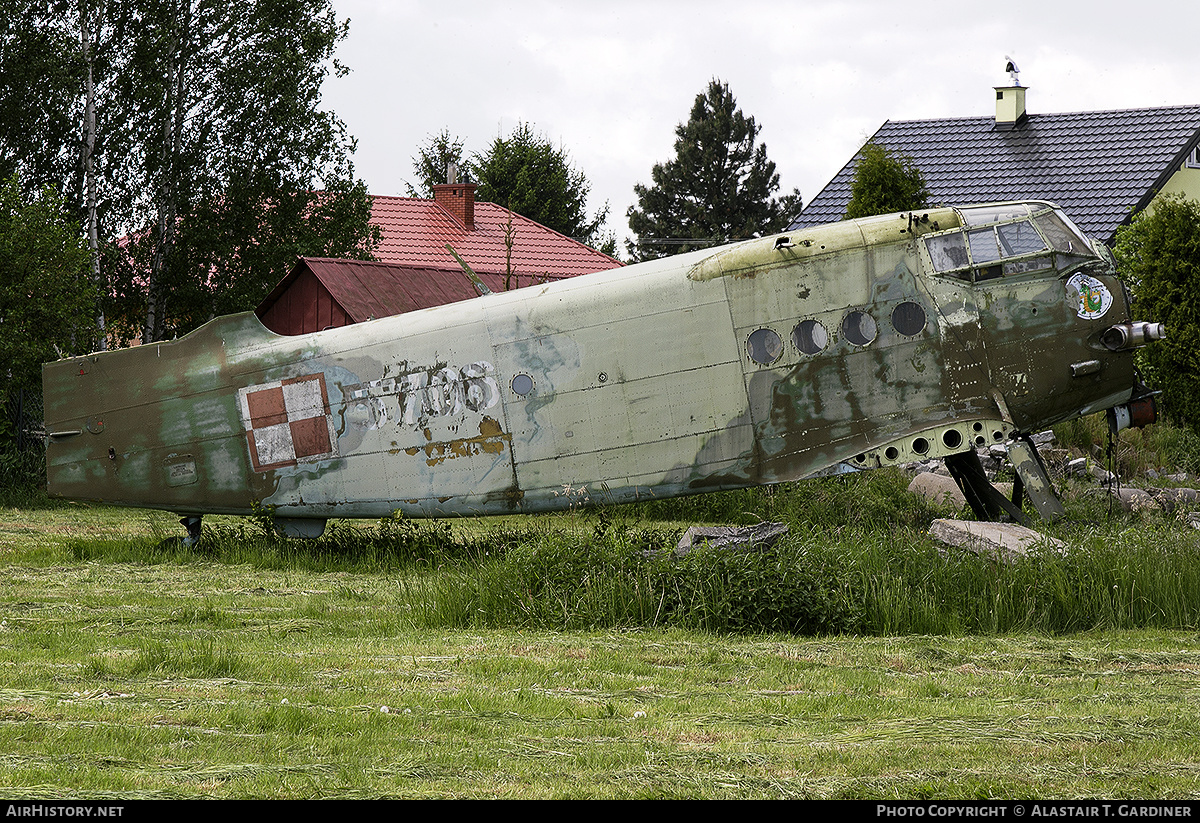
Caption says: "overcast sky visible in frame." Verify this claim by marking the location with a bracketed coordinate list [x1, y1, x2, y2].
[322, 0, 1198, 250]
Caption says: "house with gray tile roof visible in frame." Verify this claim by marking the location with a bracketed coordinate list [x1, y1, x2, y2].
[790, 85, 1200, 244]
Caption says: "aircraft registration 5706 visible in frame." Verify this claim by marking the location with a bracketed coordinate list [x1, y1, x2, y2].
[43, 201, 1163, 539]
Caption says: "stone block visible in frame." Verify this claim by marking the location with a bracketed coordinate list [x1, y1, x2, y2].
[929, 519, 1065, 562]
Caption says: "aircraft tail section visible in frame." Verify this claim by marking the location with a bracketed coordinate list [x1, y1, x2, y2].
[43, 313, 275, 513]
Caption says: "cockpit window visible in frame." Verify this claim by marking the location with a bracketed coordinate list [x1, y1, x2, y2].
[958, 204, 1032, 226]
[1033, 211, 1094, 256]
[967, 227, 1003, 264]
[926, 204, 1092, 280]
[997, 220, 1047, 256]
[925, 232, 970, 272]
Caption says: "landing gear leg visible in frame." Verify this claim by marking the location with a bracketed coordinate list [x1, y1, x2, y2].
[1005, 436, 1064, 523]
[945, 450, 1030, 526]
[180, 515, 203, 547]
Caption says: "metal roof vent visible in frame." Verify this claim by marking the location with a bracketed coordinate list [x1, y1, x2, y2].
[995, 59, 1028, 129]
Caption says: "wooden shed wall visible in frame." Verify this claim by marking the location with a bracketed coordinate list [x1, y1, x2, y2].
[257, 269, 352, 335]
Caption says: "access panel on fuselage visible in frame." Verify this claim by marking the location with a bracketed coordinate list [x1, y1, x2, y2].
[485, 261, 755, 508]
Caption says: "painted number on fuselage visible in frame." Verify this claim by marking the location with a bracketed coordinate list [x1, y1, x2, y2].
[344, 361, 500, 430]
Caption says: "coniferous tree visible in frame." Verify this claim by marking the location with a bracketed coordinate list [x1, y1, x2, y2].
[470, 122, 612, 253]
[406, 129, 467, 197]
[626, 79, 801, 261]
[843, 142, 930, 219]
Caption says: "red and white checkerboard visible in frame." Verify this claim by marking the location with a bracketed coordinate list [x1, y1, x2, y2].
[237, 374, 338, 472]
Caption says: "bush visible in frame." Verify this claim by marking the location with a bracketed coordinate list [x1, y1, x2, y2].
[1114, 194, 1200, 434]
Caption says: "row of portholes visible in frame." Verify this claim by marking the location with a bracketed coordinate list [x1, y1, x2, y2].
[902, 421, 1007, 456]
[747, 301, 928, 366]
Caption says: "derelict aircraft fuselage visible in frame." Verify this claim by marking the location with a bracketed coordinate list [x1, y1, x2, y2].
[43, 201, 1163, 536]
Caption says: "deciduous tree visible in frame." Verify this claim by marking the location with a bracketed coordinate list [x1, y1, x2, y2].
[626, 79, 801, 261]
[0, 176, 95, 396]
[0, 0, 82, 197]
[106, 0, 378, 343]
[1113, 194, 1200, 433]
[1, 1, 378, 345]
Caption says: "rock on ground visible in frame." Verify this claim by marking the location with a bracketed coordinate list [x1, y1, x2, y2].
[929, 518, 1065, 563]
[675, 521, 789, 555]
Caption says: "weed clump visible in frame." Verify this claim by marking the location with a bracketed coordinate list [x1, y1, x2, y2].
[419, 522, 863, 635]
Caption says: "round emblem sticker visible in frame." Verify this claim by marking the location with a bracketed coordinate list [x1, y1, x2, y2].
[1066, 273, 1113, 320]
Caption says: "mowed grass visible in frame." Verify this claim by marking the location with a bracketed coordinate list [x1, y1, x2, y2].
[3, 470, 1200, 799]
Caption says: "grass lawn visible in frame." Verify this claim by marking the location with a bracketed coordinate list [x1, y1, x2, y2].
[2, 490, 1200, 799]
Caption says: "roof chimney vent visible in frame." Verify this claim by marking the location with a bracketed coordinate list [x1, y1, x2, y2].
[433, 182, 477, 231]
[995, 59, 1028, 130]
[1004, 55, 1021, 87]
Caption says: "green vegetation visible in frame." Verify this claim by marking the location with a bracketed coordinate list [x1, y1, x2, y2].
[0, 175, 96, 397]
[4, 420, 1200, 797]
[472, 123, 613, 254]
[2, 451, 1200, 801]
[1055, 411, 1200, 480]
[1114, 194, 1200, 436]
[843, 141, 930, 220]
[53, 465, 1200, 638]
[626, 79, 802, 260]
[2, 1, 377, 345]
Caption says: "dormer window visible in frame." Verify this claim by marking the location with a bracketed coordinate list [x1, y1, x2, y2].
[1187, 145, 1200, 169]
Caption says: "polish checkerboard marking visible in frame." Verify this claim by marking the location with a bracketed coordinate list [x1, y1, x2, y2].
[237, 374, 338, 472]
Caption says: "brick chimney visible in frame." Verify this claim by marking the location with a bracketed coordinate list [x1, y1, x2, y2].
[433, 183, 477, 230]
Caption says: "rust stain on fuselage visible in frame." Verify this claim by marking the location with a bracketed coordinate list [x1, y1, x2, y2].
[402, 416, 512, 467]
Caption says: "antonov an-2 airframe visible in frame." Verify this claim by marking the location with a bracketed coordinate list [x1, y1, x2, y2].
[43, 201, 1164, 539]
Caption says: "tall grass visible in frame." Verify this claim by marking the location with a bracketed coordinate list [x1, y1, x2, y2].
[46, 449, 1200, 638]
[1055, 413, 1200, 478]
[415, 524, 861, 634]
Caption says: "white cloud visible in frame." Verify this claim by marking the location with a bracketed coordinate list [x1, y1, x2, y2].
[325, 0, 1200, 248]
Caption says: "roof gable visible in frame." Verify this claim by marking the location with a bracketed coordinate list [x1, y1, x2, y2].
[256, 257, 571, 333]
[791, 104, 1200, 242]
[293, 257, 542, 320]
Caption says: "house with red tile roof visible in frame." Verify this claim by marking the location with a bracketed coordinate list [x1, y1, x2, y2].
[257, 183, 622, 335]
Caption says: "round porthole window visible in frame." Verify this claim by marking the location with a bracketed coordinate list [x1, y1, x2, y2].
[891, 301, 927, 337]
[792, 319, 829, 355]
[842, 311, 877, 347]
[511, 373, 534, 397]
[747, 328, 784, 365]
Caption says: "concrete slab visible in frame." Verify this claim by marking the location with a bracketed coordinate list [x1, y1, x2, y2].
[675, 521, 789, 555]
[929, 518, 1065, 562]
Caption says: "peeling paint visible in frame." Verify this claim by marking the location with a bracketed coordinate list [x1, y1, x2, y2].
[401, 417, 513, 467]
[43, 201, 1155, 522]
